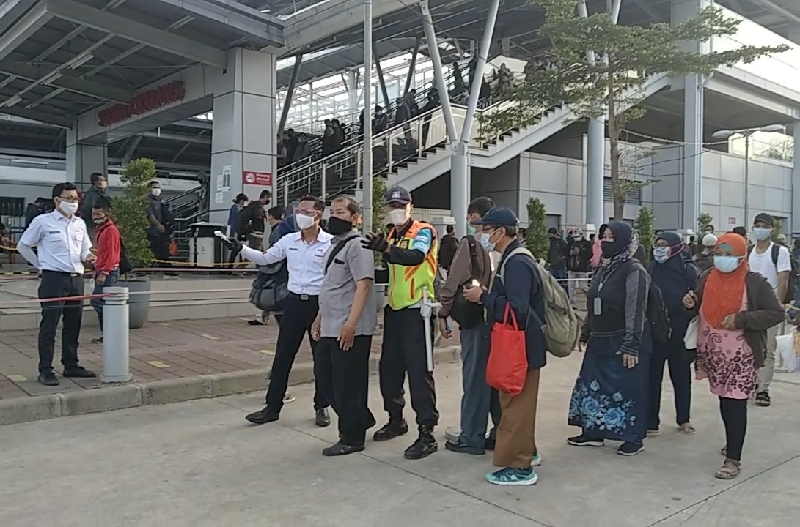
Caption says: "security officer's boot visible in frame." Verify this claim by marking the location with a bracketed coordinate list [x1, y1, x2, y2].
[373, 416, 409, 441]
[404, 425, 438, 460]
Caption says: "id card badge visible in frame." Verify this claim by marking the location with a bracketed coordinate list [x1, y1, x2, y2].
[593, 296, 602, 315]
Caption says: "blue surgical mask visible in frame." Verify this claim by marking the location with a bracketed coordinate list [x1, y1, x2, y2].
[713, 255, 741, 273]
[480, 232, 495, 252]
[652, 247, 669, 264]
[752, 227, 772, 241]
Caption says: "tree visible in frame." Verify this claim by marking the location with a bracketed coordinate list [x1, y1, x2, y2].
[479, 0, 787, 219]
[697, 212, 714, 234]
[635, 206, 655, 265]
[525, 197, 549, 262]
[370, 176, 388, 268]
[770, 217, 784, 243]
[113, 158, 155, 271]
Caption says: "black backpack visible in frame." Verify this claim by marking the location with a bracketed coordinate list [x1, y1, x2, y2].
[747, 244, 798, 303]
[450, 235, 485, 329]
[119, 240, 133, 275]
[647, 282, 672, 345]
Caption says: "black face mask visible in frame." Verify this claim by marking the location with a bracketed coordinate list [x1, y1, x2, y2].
[327, 216, 354, 235]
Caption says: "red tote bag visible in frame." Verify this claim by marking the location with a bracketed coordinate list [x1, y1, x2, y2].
[486, 304, 529, 395]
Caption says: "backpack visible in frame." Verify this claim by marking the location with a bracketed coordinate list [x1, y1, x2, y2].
[499, 247, 580, 358]
[449, 235, 484, 329]
[646, 281, 672, 345]
[747, 244, 798, 303]
[119, 240, 133, 275]
[249, 261, 289, 312]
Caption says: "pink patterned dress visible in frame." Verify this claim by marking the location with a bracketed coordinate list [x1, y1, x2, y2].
[696, 292, 758, 400]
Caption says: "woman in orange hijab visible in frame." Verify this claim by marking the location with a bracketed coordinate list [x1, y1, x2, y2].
[682, 232, 783, 480]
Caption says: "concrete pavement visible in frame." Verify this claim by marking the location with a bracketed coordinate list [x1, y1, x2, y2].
[1, 357, 799, 527]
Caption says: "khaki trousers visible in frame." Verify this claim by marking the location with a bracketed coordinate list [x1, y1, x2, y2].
[493, 369, 541, 469]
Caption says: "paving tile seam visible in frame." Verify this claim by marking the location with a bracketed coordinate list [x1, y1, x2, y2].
[644, 452, 800, 527]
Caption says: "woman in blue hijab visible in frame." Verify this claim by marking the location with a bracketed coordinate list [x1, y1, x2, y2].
[646, 232, 699, 436]
[568, 222, 652, 456]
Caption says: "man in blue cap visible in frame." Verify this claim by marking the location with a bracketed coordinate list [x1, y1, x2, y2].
[362, 185, 440, 460]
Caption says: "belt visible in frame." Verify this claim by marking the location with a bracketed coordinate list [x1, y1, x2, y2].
[289, 292, 318, 301]
[42, 269, 81, 277]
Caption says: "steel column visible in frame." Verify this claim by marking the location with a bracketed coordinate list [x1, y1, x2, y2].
[403, 37, 421, 97]
[362, 0, 374, 232]
[793, 124, 800, 235]
[373, 46, 391, 109]
[420, 1, 457, 141]
[278, 54, 303, 135]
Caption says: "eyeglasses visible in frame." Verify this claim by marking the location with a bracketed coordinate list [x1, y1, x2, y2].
[296, 208, 317, 215]
[58, 196, 79, 203]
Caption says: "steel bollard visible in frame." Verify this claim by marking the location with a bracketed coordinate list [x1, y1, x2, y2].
[101, 286, 132, 383]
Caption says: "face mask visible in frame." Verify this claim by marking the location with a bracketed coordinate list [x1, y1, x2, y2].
[466, 224, 476, 235]
[151, 188, 161, 197]
[652, 247, 669, 264]
[295, 213, 316, 230]
[713, 255, 741, 273]
[57, 200, 78, 216]
[752, 227, 771, 241]
[600, 240, 617, 258]
[97, 182, 107, 190]
[93, 216, 108, 225]
[327, 216, 353, 235]
[388, 208, 408, 226]
[479, 232, 495, 252]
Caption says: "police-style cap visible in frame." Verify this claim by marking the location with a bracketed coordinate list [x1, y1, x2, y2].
[470, 206, 518, 227]
[384, 185, 411, 204]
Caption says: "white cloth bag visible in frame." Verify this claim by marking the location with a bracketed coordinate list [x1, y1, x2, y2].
[683, 317, 699, 350]
[776, 329, 800, 373]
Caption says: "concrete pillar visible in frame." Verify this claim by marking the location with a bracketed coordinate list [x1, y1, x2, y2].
[672, 0, 711, 230]
[585, 120, 604, 228]
[210, 48, 276, 225]
[792, 124, 800, 235]
[66, 128, 107, 190]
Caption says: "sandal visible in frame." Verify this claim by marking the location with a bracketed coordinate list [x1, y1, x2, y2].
[678, 423, 696, 435]
[715, 459, 741, 479]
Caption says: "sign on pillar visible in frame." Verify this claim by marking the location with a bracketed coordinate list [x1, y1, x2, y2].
[243, 171, 272, 186]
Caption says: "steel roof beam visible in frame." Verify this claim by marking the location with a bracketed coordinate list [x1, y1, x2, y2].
[0, 60, 133, 102]
[43, 0, 228, 68]
[0, 1, 54, 63]
[0, 0, 39, 36]
[0, 105, 72, 127]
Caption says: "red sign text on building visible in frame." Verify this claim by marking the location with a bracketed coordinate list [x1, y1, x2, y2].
[243, 171, 272, 186]
[98, 81, 186, 127]
[728, 216, 736, 225]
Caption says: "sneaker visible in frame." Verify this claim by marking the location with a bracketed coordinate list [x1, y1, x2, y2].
[37, 370, 59, 386]
[444, 439, 484, 456]
[486, 467, 538, 486]
[617, 442, 645, 456]
[755, 391, 771, 407]
[315, 408, 331, 427]
[530, 452, 542, 467]
[404, 425, 438, 460]
[373, 418, 409, 442]
[62, 366, 96, 378]
[444, 426, 460, 443]
[322, 442, 365, 457]
[567, 435, 604, 447]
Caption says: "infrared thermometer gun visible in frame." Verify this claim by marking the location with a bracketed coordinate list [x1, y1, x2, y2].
[213, 230, 230, 242]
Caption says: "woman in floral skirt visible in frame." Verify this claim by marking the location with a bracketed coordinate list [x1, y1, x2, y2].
[568, 222, 652, 456]
[682, 233, 782, 479]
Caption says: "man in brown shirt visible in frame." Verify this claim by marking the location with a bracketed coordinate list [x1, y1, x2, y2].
[438, 197, 502, 455]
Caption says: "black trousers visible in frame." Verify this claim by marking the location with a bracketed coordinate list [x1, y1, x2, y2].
[719, 397, 748, 461]
[379, 307, 438, 427]
[37, 271, 84, 373]
[265, 293, 330, 411]
[316, 336, 375, 446]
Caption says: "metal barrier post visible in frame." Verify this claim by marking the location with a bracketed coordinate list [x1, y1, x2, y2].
[102, 286, 131, 383]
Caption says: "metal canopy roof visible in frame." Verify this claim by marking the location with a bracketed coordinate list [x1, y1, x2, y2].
[0, 0, 285, 127]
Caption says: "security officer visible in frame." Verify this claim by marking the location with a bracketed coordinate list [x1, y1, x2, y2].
[312, 195, 377, 456]
[17, 182, 96, 386]
[362, 185, 439, 460]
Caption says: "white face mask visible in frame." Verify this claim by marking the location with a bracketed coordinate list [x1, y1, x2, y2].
[151, 188, 161, 197]
[295, 213, 316, 230]
[97, 182, 108, 190]
[388, 208, 408, 226]
[58, 201, 78, 216]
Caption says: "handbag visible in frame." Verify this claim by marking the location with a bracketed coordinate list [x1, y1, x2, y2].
[683, 317, 698, 350]
[450, 235, 484, 329]
[486, 304, 528, 395]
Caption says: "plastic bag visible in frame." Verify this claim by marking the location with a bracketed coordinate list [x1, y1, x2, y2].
[487, 304, 528, 395]
[776, 329, 800, 373]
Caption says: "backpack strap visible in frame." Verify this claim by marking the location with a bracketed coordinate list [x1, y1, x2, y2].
[464, 235, 481, 281]
[325, 234, 359, 272]
[771, 242, 780, 267]
[498, 247, 538, 322]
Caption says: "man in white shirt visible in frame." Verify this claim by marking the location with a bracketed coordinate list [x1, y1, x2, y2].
[222, 195, 334, 427]
[17, 182, 97, 386]
[747, 212, 791, 407]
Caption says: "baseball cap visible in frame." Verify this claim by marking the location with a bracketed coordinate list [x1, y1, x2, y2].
[470, 206, 518, 227]
[702, 233, 717, 247]
[753, 212, 774, 227]
[384, 185, 411, 205]
[547, 227, 558, 235]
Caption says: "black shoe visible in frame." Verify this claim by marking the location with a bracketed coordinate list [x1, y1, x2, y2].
[315, 408, 331, 427]
[484, 434, 497, 451]
[617, 442, 645, 456]
[91, 336, 103, 344]
[62, 366, 96, 378]
[404, 425, 438, 460]
[567, 435, 605, 447]
[37, 371, 59, 386]
[373, 418, 409, 442]
[248, 319, 265, 326]
[246, 406, 280, 425]
[322, 442, 365, 457]
[755, 391, 771, 407]
[445, 439, 485, 455]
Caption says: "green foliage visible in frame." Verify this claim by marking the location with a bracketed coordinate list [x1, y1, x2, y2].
[697, 212, 714, 234]
[525, 197, 549, 261]
[480, 0, 788, 219]
[771, 218, 784, 243]
[635, 206, 655, 264]
[113, 158, 155, 271]
[370, 176, 388, 268]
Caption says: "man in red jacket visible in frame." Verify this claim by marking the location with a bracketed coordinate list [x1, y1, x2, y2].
[90, 197, 121, 344]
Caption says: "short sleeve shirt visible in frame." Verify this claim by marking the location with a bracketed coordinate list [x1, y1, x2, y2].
[319, 233, 377, 338]
[748, 242, 791, 294]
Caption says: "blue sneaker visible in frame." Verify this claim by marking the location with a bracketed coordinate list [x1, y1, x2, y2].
[486, 467, 538, 486]
[530, 452, 542, 467]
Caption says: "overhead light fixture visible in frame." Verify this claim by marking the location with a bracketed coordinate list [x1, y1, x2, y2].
[39, 71, 62, 85]
[66, 51, 93, 69]
[1, 95, 22, 108]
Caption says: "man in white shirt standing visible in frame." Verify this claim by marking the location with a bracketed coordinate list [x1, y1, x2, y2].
[17, 182, 97, 386]
[222, 195, 334, 427]
[747, 212, 791, 407]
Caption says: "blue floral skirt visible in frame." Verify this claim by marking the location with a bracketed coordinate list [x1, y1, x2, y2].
[568, 335, 649, 443]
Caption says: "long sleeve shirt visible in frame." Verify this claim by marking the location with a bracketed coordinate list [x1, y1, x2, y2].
[439, 235, 492, 318]
[94, 220, 121, 274]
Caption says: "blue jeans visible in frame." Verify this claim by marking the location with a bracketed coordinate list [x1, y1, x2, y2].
[91, 269, 119, 332]
[458, 322, 502, 448]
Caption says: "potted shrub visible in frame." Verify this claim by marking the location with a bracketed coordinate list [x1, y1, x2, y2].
[113, 158, 156, 329]
[525, 197, 549, 264]
[370, 177, 389, 311]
